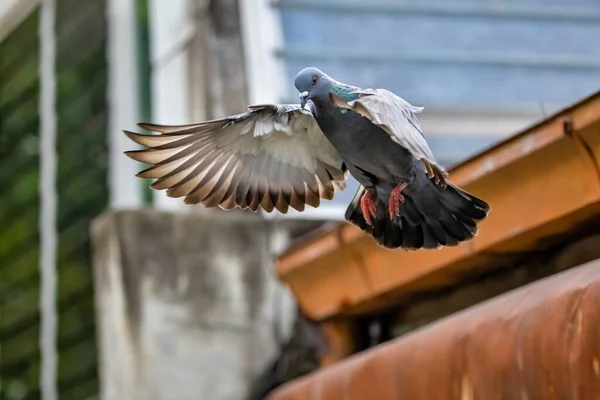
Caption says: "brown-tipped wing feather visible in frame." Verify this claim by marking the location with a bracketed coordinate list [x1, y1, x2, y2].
[330, 89, 447, 186]
[124, 104, 348, 213]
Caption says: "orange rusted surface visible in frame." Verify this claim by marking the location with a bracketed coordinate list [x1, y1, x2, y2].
[277, 91, 600, 321]
[320, 320, 357, 367]
[270, 258, 600, 400]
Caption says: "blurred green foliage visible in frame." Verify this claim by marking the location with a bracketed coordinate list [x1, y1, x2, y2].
[0, 8, 43, 399]
[1, 0, 109, 398]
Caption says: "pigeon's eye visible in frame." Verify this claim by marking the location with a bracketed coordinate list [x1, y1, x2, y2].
[311, 76, 318, 85]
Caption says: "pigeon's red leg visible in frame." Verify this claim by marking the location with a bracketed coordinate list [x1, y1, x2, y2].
[388, 182, 408, 220]
[360, 189, 377, 226]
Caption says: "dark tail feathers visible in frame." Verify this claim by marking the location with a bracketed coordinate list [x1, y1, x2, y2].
[345, 181, 491, 250]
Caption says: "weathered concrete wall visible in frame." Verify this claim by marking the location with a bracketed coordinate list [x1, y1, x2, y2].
[91, 210, 309, 400]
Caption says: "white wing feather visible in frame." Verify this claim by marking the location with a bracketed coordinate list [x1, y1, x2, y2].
[124, 104, 348, 213]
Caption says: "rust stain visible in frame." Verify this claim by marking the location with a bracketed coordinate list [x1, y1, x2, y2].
[269, 260, 600, 400]
[563, 117, 574, 136]
[460, 375, 473, 400]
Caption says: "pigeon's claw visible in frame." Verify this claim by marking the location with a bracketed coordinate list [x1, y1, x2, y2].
[360, 189, 377, 226]
[388, 182, 408, 220]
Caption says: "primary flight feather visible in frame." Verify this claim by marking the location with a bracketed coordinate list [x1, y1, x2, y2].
[124, 104, 347, 213]
[124, 67, 491, 250]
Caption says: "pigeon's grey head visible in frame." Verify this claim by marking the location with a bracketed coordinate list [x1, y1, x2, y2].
[294, 67, 332, 109]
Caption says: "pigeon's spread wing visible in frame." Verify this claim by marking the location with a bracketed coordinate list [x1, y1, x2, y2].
[124, 104, 348, 213]
[330, 89, 447, 186]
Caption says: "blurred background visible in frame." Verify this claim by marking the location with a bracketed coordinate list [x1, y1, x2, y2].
[1, 0, 600, 399]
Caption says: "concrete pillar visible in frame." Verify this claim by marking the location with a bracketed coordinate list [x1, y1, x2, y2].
[91, 210, 298, 400]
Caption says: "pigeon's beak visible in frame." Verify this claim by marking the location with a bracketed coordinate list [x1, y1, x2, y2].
[299, 91, 309, 109]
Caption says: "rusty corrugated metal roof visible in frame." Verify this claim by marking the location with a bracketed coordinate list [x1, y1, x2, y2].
[270, 257, 600, 400]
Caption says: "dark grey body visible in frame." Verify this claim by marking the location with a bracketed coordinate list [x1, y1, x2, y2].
[312, 102, 416, 186]
[308, 97, 491, 250]
[310, 99, 436, 208]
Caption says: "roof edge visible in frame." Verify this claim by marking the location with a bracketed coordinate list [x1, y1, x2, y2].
[277, 90, 600, 321]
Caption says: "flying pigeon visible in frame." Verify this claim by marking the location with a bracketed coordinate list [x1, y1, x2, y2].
[124, 67, 491, 250]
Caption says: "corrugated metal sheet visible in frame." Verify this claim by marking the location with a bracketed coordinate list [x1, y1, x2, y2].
[270, 257, 600, 399]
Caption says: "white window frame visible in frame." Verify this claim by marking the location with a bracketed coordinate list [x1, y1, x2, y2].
[147, 0, 196, 211]
[107, 0, 145, 209]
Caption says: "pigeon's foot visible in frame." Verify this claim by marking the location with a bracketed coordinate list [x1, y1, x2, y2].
[388, 182, 408, 219]
[360, 189, 377, 226]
